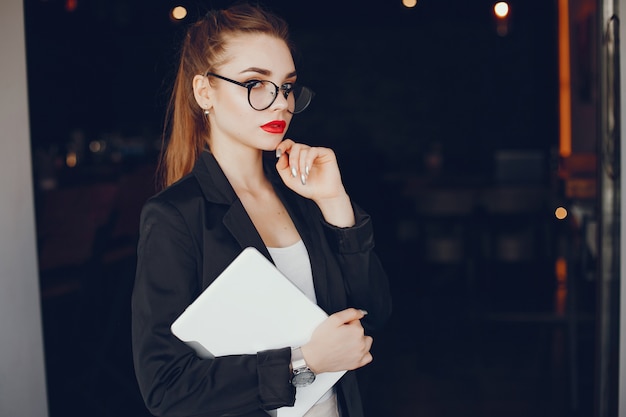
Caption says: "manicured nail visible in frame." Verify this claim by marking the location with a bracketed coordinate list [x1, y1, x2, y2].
[359, 309, 369, 316]
[300, 174, 306, 185]
[276, 148, 282, 158]
[291, 167, 297, 177]
[305, 165, 310, 176]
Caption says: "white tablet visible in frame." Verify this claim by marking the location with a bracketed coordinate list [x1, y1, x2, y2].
[171, 247, 345, 417]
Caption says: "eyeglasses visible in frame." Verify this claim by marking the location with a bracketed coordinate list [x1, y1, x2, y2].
[205, 72, 314, 114]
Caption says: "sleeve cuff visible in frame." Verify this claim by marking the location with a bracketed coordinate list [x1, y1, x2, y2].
[322, 203, 375, 254]
[257, 347, 295, 409]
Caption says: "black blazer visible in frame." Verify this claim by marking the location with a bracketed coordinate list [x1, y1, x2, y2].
[132, 151, 392, 417]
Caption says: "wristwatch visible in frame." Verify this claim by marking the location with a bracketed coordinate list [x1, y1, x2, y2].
[290, 347, 316, 387]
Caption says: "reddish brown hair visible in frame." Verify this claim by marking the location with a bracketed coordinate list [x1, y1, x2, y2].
[159, 3, 292, 188]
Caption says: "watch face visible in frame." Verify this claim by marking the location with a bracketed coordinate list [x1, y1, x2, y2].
[292, 368, 316, 387]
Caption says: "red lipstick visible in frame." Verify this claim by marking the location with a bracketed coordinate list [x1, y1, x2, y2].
[261, 120, 286, 134]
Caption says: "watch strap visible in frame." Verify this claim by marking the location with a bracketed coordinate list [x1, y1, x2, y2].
[290, 346, 307, 371]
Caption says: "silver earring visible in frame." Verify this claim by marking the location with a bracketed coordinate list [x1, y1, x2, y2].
[204, 109, 210, 115]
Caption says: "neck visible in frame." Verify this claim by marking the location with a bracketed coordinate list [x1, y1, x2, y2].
[211, 146, 270, 193]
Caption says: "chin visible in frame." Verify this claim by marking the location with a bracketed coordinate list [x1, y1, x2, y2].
[262, 136, 285, 151]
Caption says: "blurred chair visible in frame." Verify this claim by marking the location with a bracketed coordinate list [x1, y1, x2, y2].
[36, 181, 121, 415]
[471, 185, 591, 415]
[412, 187, 480, 342]
[470, 185, 558, 388]
[95, 163, 156, 264]
[37, 182, 118, 298]
[414, 187, 478, 272]
[475, 186, 552, 315]
[79, 163, 156, 413]
[37, 165, 156, 415]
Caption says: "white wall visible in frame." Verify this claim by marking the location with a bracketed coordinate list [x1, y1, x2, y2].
[0, 0, 49, 416]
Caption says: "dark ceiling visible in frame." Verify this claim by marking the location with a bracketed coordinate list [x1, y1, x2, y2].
[23, 0, 558, 169]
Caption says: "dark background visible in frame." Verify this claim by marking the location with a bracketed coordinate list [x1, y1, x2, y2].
[24, 0, 558, 172]
[24, 1, 596, 416]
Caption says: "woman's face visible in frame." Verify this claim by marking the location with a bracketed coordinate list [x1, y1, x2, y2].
[205, 33, 297, 153]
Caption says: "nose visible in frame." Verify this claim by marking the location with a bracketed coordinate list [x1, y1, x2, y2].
[271, 88, 290, 112]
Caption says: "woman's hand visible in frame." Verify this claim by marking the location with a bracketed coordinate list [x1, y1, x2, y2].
[300, 308, 373, 374]
[275, 139, 355, 227]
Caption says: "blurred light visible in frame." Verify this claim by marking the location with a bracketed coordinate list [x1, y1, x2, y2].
[66, 151, 77, 168]
[494, 2, 509, 18]
[555, 256, 567, 281]
[554, 257, 567, 315]
[89, 140, 106, 153]
[558, 0, 572, 157]
[171, 6, 188, 20]
[555, 206, 568, 220]
[402, 0, 418, 8]
[65, 0, 77, 12]
[493, 2, 510, 36]
[89, 141, 101, 153]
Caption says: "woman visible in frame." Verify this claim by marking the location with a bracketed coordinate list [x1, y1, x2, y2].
[131, 3, 392, 417]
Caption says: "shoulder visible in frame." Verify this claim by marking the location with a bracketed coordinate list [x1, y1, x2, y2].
[151, 173, 203, 207]
[139, 173, 206, 231]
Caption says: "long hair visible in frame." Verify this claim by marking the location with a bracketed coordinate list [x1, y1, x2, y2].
[159, 3, 292, 188]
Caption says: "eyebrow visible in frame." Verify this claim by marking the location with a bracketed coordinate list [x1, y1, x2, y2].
[239, 67, 297, 79]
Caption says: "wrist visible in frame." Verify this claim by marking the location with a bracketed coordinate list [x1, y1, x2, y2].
[315, 192, 355, 228]
[290, 347, 316, 387]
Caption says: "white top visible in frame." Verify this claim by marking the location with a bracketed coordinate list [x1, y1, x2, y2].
[267, 240, 317, 304]
[267, 240, 335, 409]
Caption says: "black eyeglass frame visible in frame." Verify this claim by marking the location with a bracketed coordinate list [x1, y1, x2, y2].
[204, 72, 313, 114]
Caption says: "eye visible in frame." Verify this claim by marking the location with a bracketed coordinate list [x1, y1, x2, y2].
[243, 80, 263, 89]
[245, 80, 265, 89]
[281, 83, 294, 94]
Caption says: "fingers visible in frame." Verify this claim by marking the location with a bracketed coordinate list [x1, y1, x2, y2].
[292, 147, 309, 185]
[331, 308, 373, 370]
[280, 141, 310, 185]
[344, 332, 374, 371]
[360, 336, 374, 367]
[329, 308, 368, 325]
[305, 307, 373, 373]
[275, 139, 330, 186]
[275, 138, 294, 156]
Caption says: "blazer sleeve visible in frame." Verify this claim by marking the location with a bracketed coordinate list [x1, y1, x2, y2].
[132, 198, 295, 417]
[321, 203, 393, 333]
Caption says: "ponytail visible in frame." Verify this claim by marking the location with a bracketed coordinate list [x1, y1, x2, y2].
[158, 3, 291, 189]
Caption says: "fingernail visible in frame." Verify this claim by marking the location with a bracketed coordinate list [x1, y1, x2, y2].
[359, 309, 369, 316]
[305, 165, 310, 176]
[300, 174, 306, 185]
[276, 149, 282, 158]
[291, 167, 297, 177]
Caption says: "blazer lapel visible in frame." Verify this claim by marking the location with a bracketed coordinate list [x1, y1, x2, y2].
[193, 151, 271, 261]
[222, 200, 271, 260]
[192, 150, 331, 309]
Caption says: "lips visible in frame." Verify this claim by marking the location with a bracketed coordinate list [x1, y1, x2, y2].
[261, 120, 286, 134]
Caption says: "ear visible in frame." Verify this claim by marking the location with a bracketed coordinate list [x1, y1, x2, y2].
[192, 74, 212, 112]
